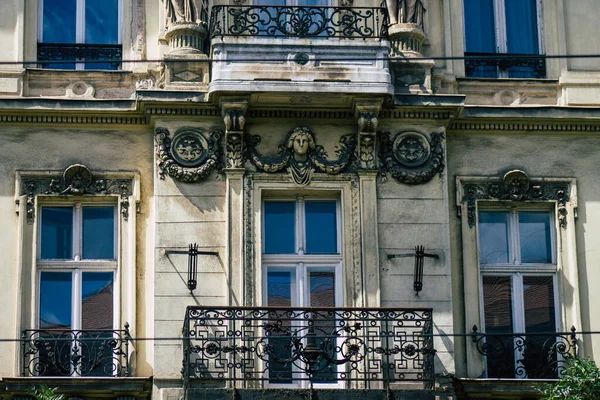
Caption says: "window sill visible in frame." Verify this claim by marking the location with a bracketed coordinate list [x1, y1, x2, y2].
[455, 378, 555, 399]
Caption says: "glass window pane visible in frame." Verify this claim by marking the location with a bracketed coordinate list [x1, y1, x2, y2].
[519, 212, 552, 263]
[482, 275, 514, 378]
[463, 0, 496, 53]
[309, 271, 337, 383]
[522, 276, 557, 379]
[82, 207, 115, 260]
[264, 202, 296, 254]
[42, 0, 77, 43]
[505, 0, 539, 54]
[306, 201, 337, 254]
[82, 272, 114, 329]
[85, 0, 119, 45]
[41, 207, 73, 259]
[40, 272, 72, 329]
[478, 211, 510, 264]
[266, 270, 293, 383]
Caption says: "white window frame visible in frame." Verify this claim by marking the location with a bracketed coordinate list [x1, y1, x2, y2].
[463, 0, 544, 78]
[262, 195, 344, 389]
[477, 205, 561, 378]
[36, 201, 119, 332]
[38, 0, 123, 70]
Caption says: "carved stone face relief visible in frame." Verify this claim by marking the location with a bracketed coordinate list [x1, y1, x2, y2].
[171, 130, 209, 166]
[379, 130, 444, 185]
[245, 126, 356, 186]
[393, 132, 430, 167]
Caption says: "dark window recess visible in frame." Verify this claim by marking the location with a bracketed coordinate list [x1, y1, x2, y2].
[37, 43, 122, 70]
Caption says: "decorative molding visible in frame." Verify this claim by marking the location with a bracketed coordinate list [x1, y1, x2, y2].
[380, 110, 454, 120]
[133, 0, 146, 55]
[350, 175, 362, 304]
[245, 127, 356, 186]
[247, 110, 354, 119]
[379, 130, 445, 185]
[155, 127, 223, 183]
[449, 121, 600, 132]
[0, 115, 149, 125]
[460, 170, 570, 228]
[221, 100, 248, 169]
[243, 176, 254, 307]
[19, 164, 134, 224]
[355, 99, 382, 170]
[145, 107, 218, 116]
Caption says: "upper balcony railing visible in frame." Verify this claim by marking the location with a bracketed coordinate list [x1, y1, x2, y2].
[464, 52, 546, 79]
[37, 43, 123, 70]
[183, 306, 435, 389]
[21, 326, 131, 377]
[209, 5, 389, 39]
[471, 325, 578, 379]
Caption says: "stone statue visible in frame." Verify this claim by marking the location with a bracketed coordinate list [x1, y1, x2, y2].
[386, 0, 425, 29]
[164, 0, 204, 26]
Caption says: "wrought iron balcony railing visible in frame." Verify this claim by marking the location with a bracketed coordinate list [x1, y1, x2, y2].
[464, 52, 546, 79]
[37, 43, 123, 70]
[471, 325, 578, 379]
[21, 326, 131, 377]
[183, 306, 435, 389]
[210, 6, 389, 39]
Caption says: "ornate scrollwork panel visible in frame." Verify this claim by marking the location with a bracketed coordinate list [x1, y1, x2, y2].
[460, 170, 571, 228]
[155, 127, 223, 182]
[245, 126, 356, 186]
[19, 164, 134, 224]
[379, 130, 444, 184]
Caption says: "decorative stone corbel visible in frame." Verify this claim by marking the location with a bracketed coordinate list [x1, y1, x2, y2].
[354, 99, 383, 170]
[220, 99, 248, 169]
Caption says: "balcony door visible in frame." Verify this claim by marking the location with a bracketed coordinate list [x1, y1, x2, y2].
[262, 197, 343, 387]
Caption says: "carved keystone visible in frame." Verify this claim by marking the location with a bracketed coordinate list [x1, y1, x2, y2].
[354, 99, 383, 170]
[220, 99, 249, 169]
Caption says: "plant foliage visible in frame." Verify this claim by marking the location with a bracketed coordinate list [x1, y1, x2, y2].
[26, 385, 65, 400]
[540, 357, 600, 400]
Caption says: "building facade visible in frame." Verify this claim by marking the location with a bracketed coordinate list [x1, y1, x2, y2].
[0, 0, 599, 399]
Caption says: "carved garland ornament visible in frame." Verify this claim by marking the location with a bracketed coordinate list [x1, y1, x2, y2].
[155, 127, 223, 183]
[19, 164, 134, 224]
[245, 126, 356, 186]
[461, 170, 570, 228]
[379, 130, 444, 184]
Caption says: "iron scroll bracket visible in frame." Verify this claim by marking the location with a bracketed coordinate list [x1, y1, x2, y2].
[164, 245, 219, 292]
[387, 246, 439, 295]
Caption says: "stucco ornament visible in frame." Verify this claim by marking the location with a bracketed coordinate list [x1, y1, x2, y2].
[379, 130, 444, 184]
[19, 164, 133, 223]
[245, 127, 356, 186]
[155, 127, 223, 183]
[164, 0, 204, 25]
[386, 0, 425, 28]
[460, 170, 571, 228]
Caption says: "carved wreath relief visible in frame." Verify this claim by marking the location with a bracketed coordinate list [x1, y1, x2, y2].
[20, 164, 134, 224]
[461, 170, 570, 228]
[155, 127, 223, 183]
[379, 130, 444, 184]
[245, 126, 356, 186]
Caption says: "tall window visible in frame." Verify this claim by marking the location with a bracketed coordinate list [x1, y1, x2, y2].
[478, 208, 559, 378]
[463, 0, 544, 78]
[38, 0, 122, 70]
[263, 197, 342, 386]
[37, 203, 117, 376]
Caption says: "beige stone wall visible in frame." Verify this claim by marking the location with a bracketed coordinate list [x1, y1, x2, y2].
[0, 124, 154, 376]
[447, 129, 600, 374]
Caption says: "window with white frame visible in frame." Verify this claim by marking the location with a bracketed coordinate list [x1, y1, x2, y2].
[37, 202, 117, 376]
[38, 0, 122, 70]
[262, 196, 342, 386]
[463, 0, 544, 78]
[478, 207, 559, 379]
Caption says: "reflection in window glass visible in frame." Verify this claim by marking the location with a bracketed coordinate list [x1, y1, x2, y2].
[82, 272, 114, 329]
[82, 207, 115, 260]
[41, 207, 73, 259]
[505, 0, 538, 54]
[40, 272, 72, 329]
[519, 212, 552, 263]
[478, 212, 509, 264]
[523, 276, 555, 333]
[482, 275, 514, 378]
[266, 270, 293, 383]
[267, 271, 292, 307]
[306, 201, 337, 254]
[85, 0, 119, 45]
[463, 0, 496, 53]
[264, 202, 296, 254]
[43, 0, 77, 43]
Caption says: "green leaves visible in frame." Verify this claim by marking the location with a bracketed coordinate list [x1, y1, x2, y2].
[26, 385, 65, 400]
[540, 357, 600, 400]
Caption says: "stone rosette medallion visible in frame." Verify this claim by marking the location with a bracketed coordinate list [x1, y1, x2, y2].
[155, 127, 223, 183]
[379, 130, 444, 184]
